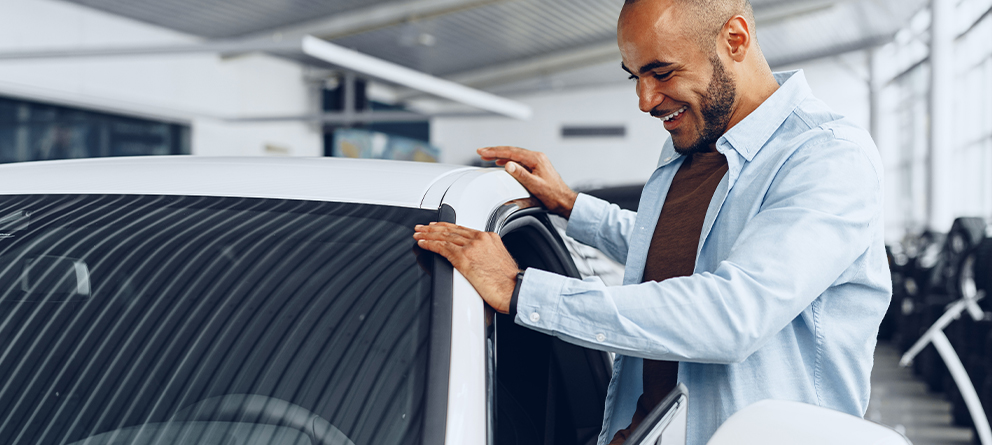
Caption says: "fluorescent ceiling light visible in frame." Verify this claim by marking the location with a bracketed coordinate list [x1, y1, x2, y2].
[301, 35, 532, 120]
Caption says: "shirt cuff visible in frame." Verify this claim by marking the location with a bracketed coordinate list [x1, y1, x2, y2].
[513, 268, 570, 334]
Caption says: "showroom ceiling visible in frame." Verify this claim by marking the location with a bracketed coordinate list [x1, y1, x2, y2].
[56, 0, 928, 94]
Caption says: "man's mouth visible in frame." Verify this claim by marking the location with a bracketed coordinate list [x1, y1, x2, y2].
[661, 106, 688, 122]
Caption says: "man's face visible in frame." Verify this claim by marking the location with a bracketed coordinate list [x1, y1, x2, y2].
[618, 1, 738, 155]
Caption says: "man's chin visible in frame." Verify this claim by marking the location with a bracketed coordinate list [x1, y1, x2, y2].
[672, 138, 703, 156]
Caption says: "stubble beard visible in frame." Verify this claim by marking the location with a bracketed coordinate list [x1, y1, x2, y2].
[672, 55, 737, 156]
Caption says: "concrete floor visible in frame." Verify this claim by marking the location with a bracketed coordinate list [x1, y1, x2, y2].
[868, 342, 975, 444]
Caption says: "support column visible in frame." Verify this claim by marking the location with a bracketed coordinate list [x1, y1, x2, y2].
[929, 0, 955, 231]
[867, 48, 881, 144]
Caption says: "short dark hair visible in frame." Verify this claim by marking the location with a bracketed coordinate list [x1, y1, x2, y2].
[624, 0, 756, 52]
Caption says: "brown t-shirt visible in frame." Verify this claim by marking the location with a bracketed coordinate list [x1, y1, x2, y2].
[609, 150, 728, 444]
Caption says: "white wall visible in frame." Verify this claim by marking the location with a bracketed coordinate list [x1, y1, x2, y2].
[431, 79, 666, 189]
[0, 0, 322, 157]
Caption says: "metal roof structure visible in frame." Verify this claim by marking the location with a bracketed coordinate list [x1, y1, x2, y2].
[46, 0, 929, 111]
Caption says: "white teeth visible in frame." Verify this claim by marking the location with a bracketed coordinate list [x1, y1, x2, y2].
[662, 106, 687, 122]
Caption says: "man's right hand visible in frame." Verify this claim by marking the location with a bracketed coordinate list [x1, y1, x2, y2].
[477, 146, 578, 219]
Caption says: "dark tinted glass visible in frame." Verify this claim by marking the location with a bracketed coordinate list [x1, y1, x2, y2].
[0, 195, 436, 445]
[0, 96, 190, 163]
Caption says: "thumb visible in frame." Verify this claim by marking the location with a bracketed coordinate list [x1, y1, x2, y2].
[505, 161, 538, 189]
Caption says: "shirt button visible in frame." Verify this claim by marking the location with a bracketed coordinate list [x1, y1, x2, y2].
[529, 312, 540, 322]
[596, 333, 606, 342]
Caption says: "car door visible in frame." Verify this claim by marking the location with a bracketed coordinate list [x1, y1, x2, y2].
[622, 385, 689, 445]
[485, 202, 613, 445]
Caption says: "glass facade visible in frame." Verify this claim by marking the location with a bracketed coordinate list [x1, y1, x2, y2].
[0, 96, 190, 164]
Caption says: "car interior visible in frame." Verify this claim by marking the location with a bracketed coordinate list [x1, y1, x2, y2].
[494, 209, 612, 445]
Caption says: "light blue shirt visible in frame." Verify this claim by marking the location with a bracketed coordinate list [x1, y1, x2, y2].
[514, 71, 891, 445]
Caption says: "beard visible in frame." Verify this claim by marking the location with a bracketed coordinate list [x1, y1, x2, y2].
[671, 55, 737, 156]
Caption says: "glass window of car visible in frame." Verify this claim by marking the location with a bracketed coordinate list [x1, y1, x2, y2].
[0, 194, 437, 445]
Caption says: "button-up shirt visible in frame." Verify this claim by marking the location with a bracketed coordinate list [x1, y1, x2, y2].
[514, 70, 891, 445]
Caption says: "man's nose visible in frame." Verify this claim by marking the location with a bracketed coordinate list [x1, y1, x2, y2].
[637, 80, 664, 114]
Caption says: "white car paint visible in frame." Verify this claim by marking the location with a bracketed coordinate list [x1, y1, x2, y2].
[706, 399, 910, 445]
[0, 156, 473, 209]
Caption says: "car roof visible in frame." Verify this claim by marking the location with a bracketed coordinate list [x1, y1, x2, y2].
[0, 156, 476, 209]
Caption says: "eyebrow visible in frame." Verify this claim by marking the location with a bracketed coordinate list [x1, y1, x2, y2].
[621, 60, 674, 76]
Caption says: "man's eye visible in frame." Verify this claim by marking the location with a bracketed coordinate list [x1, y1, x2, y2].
[627, 74, 637, 81]
[654, 72, 672, 80]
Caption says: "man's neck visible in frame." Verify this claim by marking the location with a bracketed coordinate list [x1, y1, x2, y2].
[725, 70, 781, 133]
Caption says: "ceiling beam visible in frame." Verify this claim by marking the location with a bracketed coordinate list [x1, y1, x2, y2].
[389, 40, 620, 101]
[236, 0, 512, 42]
[301, 36, 531, 119]
[446, 41, 620, 90]
[0, 39, 298, 60]
[753, 0, 840, 25]
[230, 110, 497, 124]
[767, 34, 893, 68]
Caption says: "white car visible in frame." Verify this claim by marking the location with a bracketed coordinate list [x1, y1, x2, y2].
[0, 156, 908, 445]
[0, 156, 613, 445]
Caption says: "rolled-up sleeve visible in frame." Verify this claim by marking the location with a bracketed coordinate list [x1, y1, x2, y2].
[516, 138, 882, 364]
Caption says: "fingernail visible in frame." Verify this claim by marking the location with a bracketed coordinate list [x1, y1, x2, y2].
[429, 222, 437, 225]
[506, 162, 516, 173]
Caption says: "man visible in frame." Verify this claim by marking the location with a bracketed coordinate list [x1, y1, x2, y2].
[413, 0, 891, 443]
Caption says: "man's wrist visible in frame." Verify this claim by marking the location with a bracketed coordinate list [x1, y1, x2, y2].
[560, 191, 578, 219]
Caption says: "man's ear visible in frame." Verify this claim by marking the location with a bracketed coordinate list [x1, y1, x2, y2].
[723, 15, 751, 63]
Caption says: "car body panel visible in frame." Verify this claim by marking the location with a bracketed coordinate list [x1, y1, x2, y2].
[705, 400, 910, 445]
[421, 168, 477, 209]
[0, 156, 471, 209]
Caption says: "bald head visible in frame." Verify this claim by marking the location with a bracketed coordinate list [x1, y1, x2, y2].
[623, 0, 756, 53]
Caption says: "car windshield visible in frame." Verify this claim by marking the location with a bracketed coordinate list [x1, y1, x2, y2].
[0, 194, 436, 445]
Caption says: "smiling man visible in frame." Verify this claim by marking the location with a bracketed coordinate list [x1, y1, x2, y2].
[413, 0, 891, 444]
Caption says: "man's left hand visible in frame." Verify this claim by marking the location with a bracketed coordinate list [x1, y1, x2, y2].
[413, 222, 518, 314]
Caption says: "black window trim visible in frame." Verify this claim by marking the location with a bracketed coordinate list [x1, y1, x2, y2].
[422, 204, 455, 445]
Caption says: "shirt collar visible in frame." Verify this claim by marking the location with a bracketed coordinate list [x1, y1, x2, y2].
[656, 69, 811, 167]
[719, 70, 811, 161]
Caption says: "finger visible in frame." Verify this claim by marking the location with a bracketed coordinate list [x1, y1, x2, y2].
[413, 225, 476, 245]
[413, 231, 472, 246]
[416, 238, 455, 258]
[478, 146, 540, 169]
[416, 222, 477, 237]
[504, 161, 541, 189]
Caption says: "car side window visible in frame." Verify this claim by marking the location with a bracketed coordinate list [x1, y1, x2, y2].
[492, 211, 611, 445]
